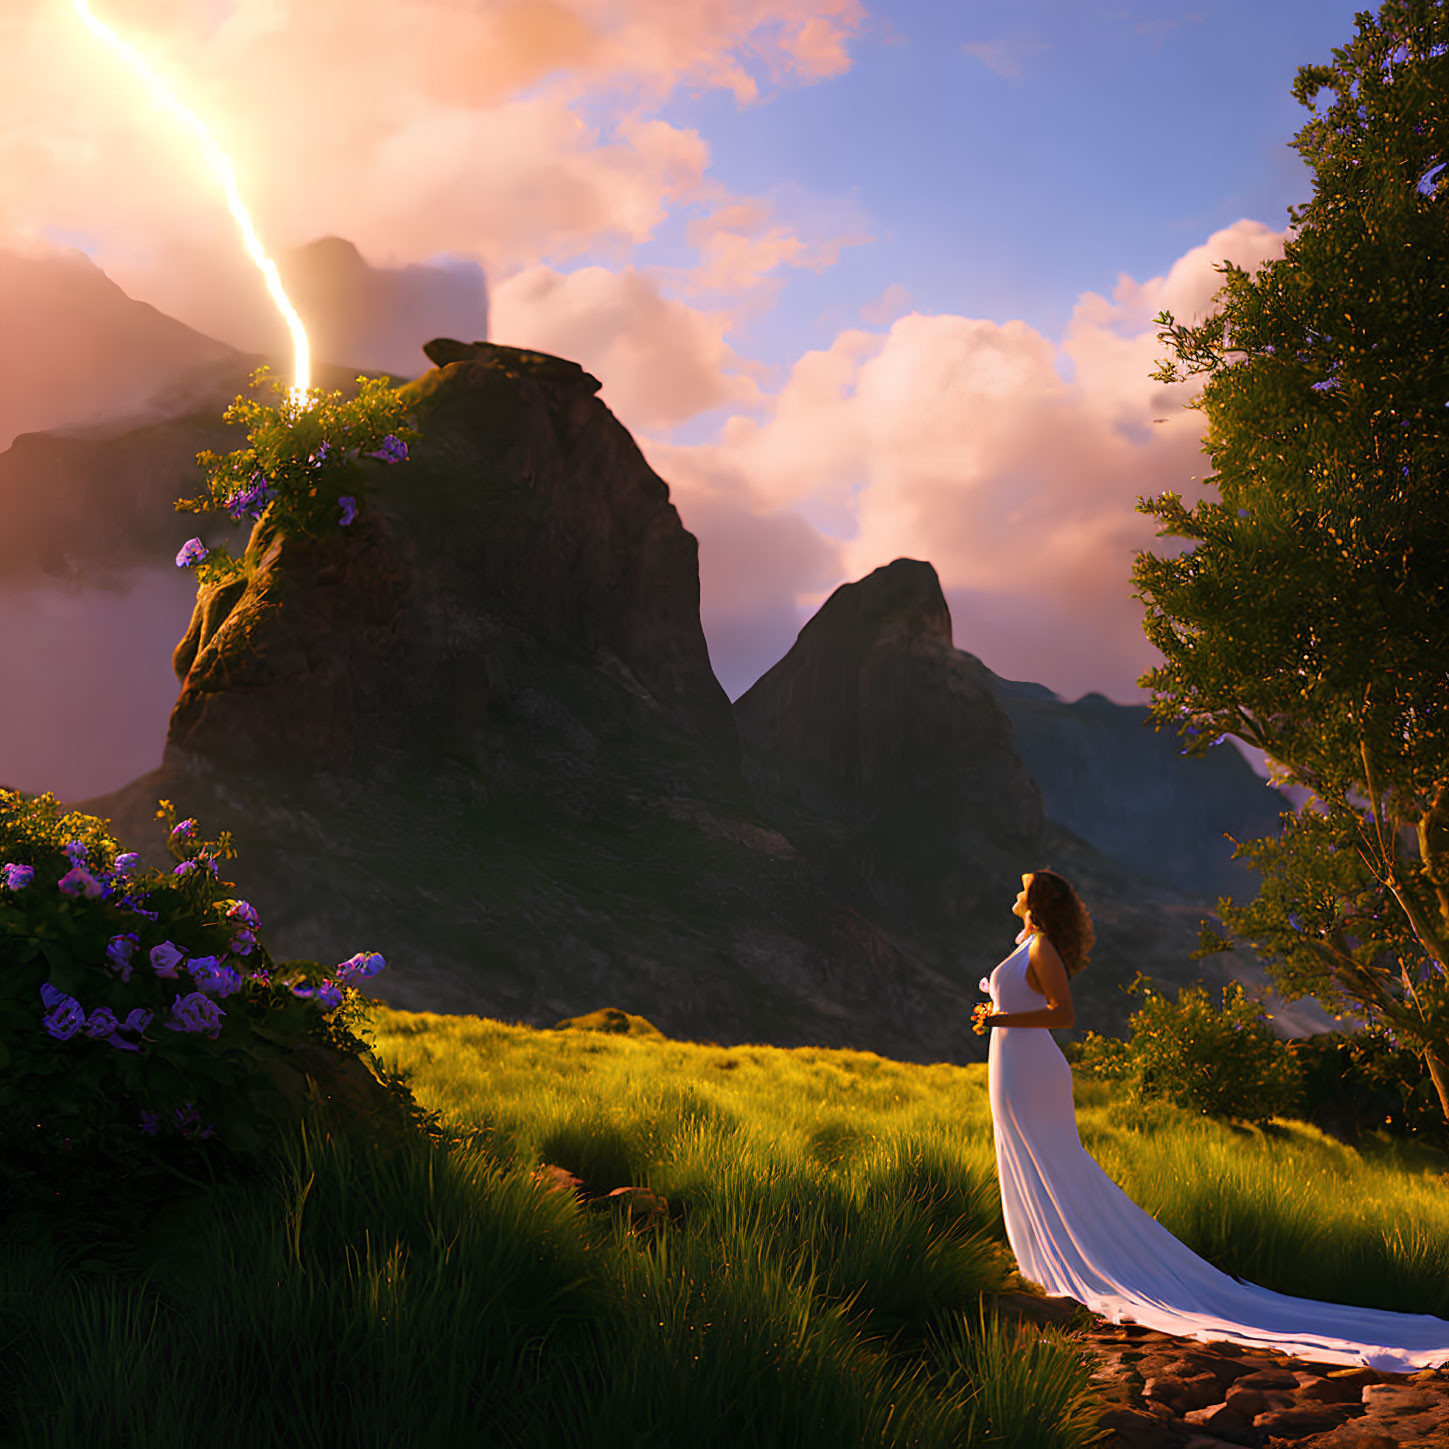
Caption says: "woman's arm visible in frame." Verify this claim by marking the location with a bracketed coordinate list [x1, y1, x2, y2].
[984, 934, 1075, 1029]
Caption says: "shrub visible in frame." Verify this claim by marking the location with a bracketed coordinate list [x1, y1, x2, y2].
[0, 788, 403, 1224]
[1289, 1028, 1449, 1148]
[1072, 975, 1302, 1125]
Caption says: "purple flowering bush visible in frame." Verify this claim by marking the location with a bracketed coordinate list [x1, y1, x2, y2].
[1070, 974, 1302, 1126]
[175, 367, 416, 591]
[0, 788, 398, 1177]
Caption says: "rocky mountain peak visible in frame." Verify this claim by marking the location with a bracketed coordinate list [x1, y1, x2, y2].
[735, 558, 1045, 925]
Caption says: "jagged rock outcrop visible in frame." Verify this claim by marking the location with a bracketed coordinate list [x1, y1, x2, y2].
[735, 558, 1044, 924]
[731, 557, 1298, 1033]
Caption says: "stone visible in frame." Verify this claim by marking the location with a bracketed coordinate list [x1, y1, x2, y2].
[1094, 1406, 1181, 1449]
[1222, 1387, 1267, 1417]
[1294, 1374, 1362, 1404]
[1234, 1369, 1300, 1390]
[601, 1186, 669, 1232]
[1144, 1374, 1225, 1413]
[1183, 1399, 1256, 1444]
[1360, 1383, 1438, 1415]
[1252, 1402, 1357, 1438]
[532, 1163, 584, 1198]
[1315, 1427, 1406, 1449]
[1325, 1367, 1382, 1390]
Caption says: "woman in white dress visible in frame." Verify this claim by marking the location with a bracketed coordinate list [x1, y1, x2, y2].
[972, 868, 1449, 1371]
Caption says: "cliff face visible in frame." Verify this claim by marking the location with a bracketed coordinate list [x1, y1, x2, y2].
[166, 341, 735, 778]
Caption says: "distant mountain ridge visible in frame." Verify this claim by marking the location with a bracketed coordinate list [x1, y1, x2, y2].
[984, 675, 1285, 902]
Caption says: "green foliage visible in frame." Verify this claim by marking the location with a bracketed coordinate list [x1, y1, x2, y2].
[9, 1008, 1449, 1444]
[931, 1304, 1105, 1449]
[1073, 975, 1302, 1125]
[1290, 1027, 1449, 1147]
[0, 788, 393, 1223]
[177, 367, 416, 589]
[376, 1007, 1449, 1318]
[1131, 0, 1449, 1115]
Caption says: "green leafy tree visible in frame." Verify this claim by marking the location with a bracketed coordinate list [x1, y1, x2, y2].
[1132, 0, 1449, 1118]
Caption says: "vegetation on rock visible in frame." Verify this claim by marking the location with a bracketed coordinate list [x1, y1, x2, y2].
[175, 366, 416, 591]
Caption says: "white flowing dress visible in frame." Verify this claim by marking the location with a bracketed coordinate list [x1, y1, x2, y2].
[984, 936, 1449, 1370]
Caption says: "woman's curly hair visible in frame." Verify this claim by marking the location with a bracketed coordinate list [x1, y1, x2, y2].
[1025, 869, 1094, 976]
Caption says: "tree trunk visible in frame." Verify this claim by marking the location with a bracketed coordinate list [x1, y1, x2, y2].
[1426, 1045, 1449, 1125]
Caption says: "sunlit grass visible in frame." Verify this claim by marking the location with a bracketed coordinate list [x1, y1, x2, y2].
[369, 1006, 1449, 1321]
[6, 1004, 1446, 1447]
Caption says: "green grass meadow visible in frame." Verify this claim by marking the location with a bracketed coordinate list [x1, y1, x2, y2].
[4, 1005, 1448, 1448]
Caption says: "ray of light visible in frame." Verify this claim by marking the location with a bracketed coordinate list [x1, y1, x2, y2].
[72, 0, 312, 405]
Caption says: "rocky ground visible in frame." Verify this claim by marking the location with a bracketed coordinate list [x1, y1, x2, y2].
[1002, 1291, 1449, 1449]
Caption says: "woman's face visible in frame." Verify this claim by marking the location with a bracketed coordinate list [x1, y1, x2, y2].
[1012, 873, 1033, 921]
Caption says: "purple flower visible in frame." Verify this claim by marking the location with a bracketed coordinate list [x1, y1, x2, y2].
[1, 863, 33, 890]
[58, 866, 103, 898]
[170, 819, 198, 844]
[336, 951, 386, 984]
[107, 933, 140, 981]
[365, 434, 408, 465]
[247, 965, 271, 986]
[166, 992, 225, 1038]
[291, 978, 343, 1010]
[110, 1007, 153, 1052]
[176, 538, 209, 568]
[113, 852, 142, 873]
[116, 895, 160, 921]
[84, 1006, 121, 1040]
[189, 957, 242, 998]
[229, 928, 257, 956]
[337, 495, 357, 527]
[62, 840, 88, 865]
[226, 900, 260, 929]
[309, 440, 332, 469]
[41, 986, 85, 1042]
[150, 941, 185, 978]
[225, 470, 275, 522]
[138, 1109, 160, 1136]
[171, 1101, 215, 1140]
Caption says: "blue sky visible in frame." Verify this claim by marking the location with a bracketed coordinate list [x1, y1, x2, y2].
[634, 0, 1360, 378]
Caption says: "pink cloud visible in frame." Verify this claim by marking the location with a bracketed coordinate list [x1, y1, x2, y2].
[0, 0, 864, 354]
[490, 264, 765, 430]
[645, 220, 1288, 703]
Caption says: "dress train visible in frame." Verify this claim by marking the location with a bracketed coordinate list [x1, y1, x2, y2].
[984, 938, 1449, 1371]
